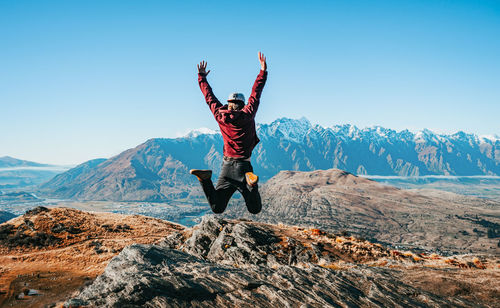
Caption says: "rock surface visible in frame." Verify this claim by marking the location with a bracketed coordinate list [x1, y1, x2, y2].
[67, 216, 499, 308]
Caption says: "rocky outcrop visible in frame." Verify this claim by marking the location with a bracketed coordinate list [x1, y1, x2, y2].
[66, 216, 498, 307]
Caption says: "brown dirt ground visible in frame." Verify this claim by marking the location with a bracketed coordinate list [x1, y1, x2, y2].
[0, 207, 184, 307]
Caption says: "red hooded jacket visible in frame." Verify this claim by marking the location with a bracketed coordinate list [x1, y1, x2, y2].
[198, 70, 268, 158]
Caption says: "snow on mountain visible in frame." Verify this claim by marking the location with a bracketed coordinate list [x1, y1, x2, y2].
[331, 124, 360, 140]
[178, 119, 498, 169]
[414, 129, 441, 144]
[257, 117, 312, 143]
[183, 127, 219, 138]
[480, 134, 500, 143]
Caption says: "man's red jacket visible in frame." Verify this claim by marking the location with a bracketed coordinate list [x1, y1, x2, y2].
[198, 70, 268, 158]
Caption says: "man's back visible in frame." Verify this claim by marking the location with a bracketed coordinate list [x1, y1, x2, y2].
[198, 65, 267, 158]
[217, 109, 259, 158]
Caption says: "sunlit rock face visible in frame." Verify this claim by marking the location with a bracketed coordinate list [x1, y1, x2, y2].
[67, 216, 497, 308]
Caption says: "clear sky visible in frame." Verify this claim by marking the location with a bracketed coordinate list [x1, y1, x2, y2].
[1, 0, 499, 165]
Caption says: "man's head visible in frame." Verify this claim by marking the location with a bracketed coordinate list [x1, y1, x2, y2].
[227, 92, 245, 111]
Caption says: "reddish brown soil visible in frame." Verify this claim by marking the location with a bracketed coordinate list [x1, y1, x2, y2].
[0, 207, 184, 307]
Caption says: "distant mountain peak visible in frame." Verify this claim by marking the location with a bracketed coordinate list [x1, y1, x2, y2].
[0, 156, 52, 168]
[268, 117, 312, 129]
[258, 117, 313, 142]
[414, 129, 436, 143]
[183, 127, 219, 138]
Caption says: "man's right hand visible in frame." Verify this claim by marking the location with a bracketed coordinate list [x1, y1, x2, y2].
[197, 61, 210, 76]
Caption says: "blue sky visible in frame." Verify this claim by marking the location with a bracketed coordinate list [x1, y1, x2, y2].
[1, 0, 499, 165]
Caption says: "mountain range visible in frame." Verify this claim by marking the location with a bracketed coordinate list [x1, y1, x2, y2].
[38, 117, 500, 202]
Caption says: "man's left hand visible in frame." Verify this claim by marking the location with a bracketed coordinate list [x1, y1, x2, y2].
[258, 52, 267, 71]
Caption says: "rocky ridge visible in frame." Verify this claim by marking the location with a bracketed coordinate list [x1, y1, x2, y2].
[66, 216, 500, 308]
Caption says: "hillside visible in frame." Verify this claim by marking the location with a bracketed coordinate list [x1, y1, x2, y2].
[225, 169, 500, 255]
[66, 216, 499, 307]
[0, 211, 16, 224]
[1, 208, 498, 307]
[0, 206, 184, 307]
[38, 137, 220, 201]
[37, 118, 500, 202]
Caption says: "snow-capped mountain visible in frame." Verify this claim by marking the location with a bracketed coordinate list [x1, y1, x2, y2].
[254, 117, 499, 177]
[258, 117, 312, 143]
[39, 118, 500, 201]
[182, 127, 219, 138]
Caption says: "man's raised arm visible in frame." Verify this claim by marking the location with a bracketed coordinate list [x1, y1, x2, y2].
[243, 52, 268, 116]
[197, 60, 222, 116]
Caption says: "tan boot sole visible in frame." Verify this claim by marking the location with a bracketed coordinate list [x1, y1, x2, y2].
[245, 172, 259, 186]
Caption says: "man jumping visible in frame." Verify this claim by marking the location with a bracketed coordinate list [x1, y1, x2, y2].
[190, 52, 268, 214]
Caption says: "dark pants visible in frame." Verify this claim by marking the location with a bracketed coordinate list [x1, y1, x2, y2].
[199, 160, 262, 214]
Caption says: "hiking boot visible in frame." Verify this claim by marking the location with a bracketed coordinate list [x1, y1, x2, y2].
[245, 172, 259, 186]
[190, 169, 212, 181]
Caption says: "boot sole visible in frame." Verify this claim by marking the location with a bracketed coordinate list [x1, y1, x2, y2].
[190, 169, 212, 181]
[245, 172, 259, 186]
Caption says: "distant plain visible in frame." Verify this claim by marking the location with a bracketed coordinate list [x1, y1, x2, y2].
[367, 176, 500, 201]
[1, 166, 500, 228]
